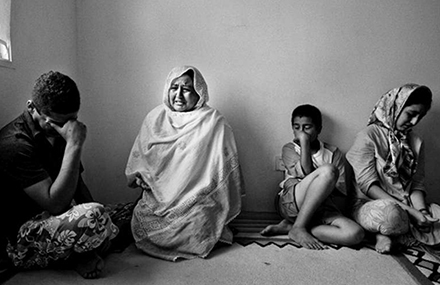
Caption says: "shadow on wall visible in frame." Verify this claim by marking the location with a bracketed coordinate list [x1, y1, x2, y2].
[222, 84, 284, 212]
[421, 109, 440, 204]
[319, 112, 337, 148]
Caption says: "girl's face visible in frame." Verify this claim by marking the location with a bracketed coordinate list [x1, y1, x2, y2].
[168, 74, 199, 112]
[395, 103, 428, 132]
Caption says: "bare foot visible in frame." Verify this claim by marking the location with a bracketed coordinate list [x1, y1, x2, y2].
[74, 251, 104, 279]
[260, 219, 292, 236]
[288, 226, 328, 250]
[375, 234, 392, 254]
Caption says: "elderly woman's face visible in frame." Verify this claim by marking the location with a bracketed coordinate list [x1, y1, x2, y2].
[168, 74, 199, 112]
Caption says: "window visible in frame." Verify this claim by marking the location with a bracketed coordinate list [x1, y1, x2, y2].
[0, 0, 12, 65]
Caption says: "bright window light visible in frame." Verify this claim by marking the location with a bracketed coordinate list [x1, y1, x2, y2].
[0, 0, 12, 62]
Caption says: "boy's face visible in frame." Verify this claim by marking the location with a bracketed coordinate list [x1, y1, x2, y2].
[292, 116, 321, 144]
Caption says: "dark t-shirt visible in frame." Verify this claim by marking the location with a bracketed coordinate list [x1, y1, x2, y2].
[0, 111, 77, 242]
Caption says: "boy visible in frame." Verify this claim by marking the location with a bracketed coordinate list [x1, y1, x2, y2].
[261, 104, 363, 250]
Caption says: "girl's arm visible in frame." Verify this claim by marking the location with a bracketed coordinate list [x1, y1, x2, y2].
[368, 184, 436, 230]
[410, 190, 429, 214]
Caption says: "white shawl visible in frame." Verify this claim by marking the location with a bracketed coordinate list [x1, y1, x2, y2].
[126, 66, 244, 260]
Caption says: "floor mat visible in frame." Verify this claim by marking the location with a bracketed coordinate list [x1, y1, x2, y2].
[230, 215, 440, 284]
[403, 246, 440, 284]
[4, 241, 431, 285]
[3, 213, 440, 285]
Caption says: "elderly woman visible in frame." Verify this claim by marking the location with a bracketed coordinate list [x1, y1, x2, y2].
[346, 84, 440, 254]
[125, 66, 244, 261]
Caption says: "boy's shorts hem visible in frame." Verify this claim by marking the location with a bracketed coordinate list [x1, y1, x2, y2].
[276, 181, 342, 226]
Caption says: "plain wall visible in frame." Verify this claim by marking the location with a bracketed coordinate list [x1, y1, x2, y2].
[0, 0, 78, 123]
[2, 1, 440, 213]
[76, 0, 440, 211]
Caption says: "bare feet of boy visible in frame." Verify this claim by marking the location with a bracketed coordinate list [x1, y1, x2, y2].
[375, 233, 392, 254]
[288, 226, 328, 250]
[260, 219, 292, 236]
[74, 251, 104, 279]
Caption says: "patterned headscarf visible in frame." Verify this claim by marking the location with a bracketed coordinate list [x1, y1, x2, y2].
[368, 83, 428, 188]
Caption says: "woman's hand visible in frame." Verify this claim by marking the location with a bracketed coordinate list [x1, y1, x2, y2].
[135, 176, 150, 190]
[408, 207, 438, 233]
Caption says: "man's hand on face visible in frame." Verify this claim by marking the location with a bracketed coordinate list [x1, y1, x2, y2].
[49, 120, 87, 147]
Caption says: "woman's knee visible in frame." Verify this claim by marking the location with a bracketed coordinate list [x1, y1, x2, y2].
[354, 199, 409, 236]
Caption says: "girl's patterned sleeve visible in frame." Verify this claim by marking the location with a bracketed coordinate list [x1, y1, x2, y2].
[411, 140, 426, 194]
[332, 148, 347, 196]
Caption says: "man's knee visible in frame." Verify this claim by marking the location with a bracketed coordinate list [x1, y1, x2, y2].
[82, 202, 104, 211]
[69, 202, 106, 219]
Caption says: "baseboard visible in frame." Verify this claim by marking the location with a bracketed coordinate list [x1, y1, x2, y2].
[233, 211, 281, 222]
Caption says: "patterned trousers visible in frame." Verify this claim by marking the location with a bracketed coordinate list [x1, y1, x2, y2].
[6, 202, 119, 269]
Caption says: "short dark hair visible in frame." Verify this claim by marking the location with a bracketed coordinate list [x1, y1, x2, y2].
[291, 104, 322, 129]
[404, 85, 432, 111]
[32, 71, 80, 114]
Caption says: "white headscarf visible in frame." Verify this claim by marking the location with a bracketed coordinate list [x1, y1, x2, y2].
[126, 66, 234, 205]
[163, 65, 209, 110]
